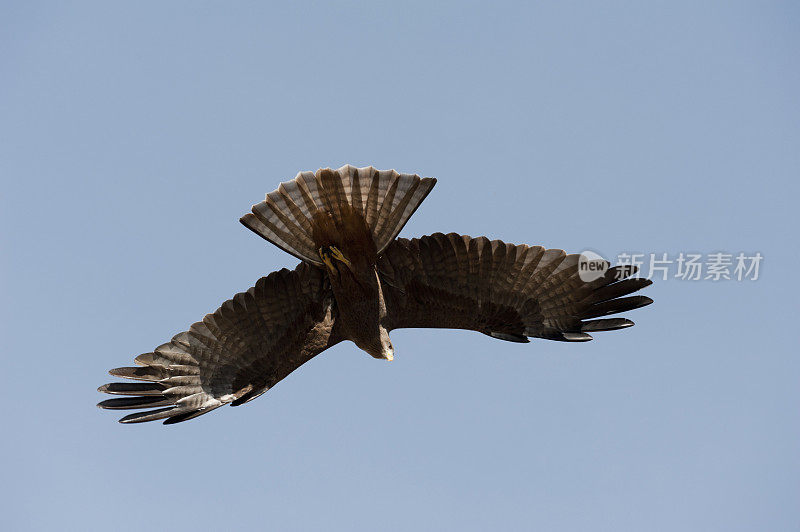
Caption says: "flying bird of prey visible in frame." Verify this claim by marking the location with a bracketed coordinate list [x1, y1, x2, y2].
[98, 165, 653, 424]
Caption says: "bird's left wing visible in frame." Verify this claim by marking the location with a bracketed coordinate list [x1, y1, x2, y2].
[379, 233, 653, 342]
[98, 262, 340, 424]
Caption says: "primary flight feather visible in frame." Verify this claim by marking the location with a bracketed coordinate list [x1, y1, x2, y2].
[98, 165, 653, 424]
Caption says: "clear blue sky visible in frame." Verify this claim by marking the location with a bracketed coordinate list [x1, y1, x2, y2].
[2, 2, 798, 530]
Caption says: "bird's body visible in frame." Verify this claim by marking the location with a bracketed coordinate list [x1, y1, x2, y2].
[99, 165, 653, 424]
[312, 203, 393, 360]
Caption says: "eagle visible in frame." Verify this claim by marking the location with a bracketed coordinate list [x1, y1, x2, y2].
[98, 165, 653, 424]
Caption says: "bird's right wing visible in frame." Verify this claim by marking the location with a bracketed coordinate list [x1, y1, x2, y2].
[98, 262, 340, 424]
[379, 233, 653, 342]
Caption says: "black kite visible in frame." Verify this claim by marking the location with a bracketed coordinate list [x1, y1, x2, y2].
[98, 165, 653, 424]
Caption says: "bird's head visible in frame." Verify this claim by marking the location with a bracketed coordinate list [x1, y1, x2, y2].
[360, 326, 394, 361]
[379, 327, 394, 361]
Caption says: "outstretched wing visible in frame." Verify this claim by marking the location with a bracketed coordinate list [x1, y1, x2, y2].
[378, 233, 653, 342]
[98, 262, 340, 424]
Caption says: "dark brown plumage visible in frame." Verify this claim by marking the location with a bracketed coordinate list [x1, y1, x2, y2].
[99, 165, 653, 424]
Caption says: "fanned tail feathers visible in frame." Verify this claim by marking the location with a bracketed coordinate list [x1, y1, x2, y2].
[241, 165, 436, 265]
